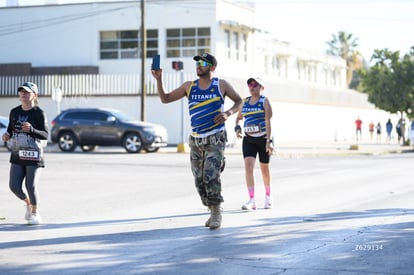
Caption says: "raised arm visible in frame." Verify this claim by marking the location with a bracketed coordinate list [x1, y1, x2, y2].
[151, 69, 189, 103]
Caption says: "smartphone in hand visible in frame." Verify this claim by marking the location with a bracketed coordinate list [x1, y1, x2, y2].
[152, 54, 160, 70]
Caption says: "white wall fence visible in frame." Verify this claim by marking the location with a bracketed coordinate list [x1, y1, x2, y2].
[0, 73, 196, 97]
[0, 74, 397, 145]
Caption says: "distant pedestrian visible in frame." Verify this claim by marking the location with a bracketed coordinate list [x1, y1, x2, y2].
[376, 122, 382, 143]
[396, 119, 404, 144]
[355, 116, 362, 141]
[1, 82, 49, 225]
[400, 118, 407, 145]
[369, 121, 375, 140]
[235, 77, 275, 211]
[385, 119, 393, 143]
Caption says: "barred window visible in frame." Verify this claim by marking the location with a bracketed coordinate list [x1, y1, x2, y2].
[100, 29, 158, 60]
[166, 27, 210, 58]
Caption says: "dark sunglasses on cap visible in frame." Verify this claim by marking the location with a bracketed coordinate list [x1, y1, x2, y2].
[196, 60, 212, 67]
[248, 82, 260, 88]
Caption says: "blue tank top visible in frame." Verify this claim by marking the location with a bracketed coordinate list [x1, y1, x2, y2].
[242, 95, 266, 137]
[188, 77, 225, 137]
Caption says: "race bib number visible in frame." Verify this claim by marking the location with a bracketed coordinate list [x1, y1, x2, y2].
[18, 149, 40, 161]
[244, 125, 260, 133]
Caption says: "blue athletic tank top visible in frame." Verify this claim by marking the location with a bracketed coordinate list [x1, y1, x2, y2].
[188, 77, 225, 137]
[242, 95, 266, 137]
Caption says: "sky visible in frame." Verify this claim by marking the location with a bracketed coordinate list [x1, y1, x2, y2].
[1, 0, 413, 62]
[253, 0, 414, 61]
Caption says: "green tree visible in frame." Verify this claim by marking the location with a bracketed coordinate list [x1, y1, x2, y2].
[326, 31, 364, 89]
[359, 47, 414, 119]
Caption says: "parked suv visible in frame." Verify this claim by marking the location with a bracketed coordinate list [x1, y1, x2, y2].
[51, 108, 168, 153]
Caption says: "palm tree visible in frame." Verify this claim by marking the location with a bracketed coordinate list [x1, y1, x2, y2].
[326, 31, 364, 88]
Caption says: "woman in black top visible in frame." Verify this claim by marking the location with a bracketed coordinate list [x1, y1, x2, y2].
[2, 82, 48, 225]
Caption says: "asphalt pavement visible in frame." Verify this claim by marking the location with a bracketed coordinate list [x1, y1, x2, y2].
[1, 139, 413, 275]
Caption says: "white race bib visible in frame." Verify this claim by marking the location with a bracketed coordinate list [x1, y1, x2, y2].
[244, 125, 260, 133]
[18, 149, 40, 161]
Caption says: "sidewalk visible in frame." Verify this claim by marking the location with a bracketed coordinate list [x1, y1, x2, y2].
[166, 140, 414, 157]
[26, 139, 413, 157]
[1, 140, 413, 275]
[269, 140, 414, 158]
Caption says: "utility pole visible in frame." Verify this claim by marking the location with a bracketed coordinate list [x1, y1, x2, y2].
[140, 0, 146, 121]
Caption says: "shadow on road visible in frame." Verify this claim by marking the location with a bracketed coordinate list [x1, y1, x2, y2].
[1, 208, 413, 274]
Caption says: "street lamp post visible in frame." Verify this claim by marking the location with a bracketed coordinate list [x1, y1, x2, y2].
[140, 0, 146, 121]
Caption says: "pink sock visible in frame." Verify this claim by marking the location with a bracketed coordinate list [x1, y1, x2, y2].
[265, 186, 271, 196]
[248, 187, 255, 199]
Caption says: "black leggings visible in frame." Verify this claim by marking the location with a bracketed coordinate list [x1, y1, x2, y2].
[9, 164, 41, 206]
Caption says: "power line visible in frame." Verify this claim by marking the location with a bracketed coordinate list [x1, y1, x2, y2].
[0, 1, 217, 37]
[0, 4, 139, 36]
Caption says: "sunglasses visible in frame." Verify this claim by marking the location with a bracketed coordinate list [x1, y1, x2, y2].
[196, 60, 212, 67]
[248, 82, 260, 88]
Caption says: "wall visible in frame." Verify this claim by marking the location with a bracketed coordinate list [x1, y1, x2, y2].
[0, 1, 347, 87]
[0, 1, 395, 145]
[0, 89, 396, 146]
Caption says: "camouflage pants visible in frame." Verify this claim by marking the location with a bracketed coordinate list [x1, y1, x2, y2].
[189, 131, 226, 207]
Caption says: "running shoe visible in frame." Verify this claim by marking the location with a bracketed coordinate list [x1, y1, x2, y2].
[25, 205, 31, 221]
[28, 213, 42, 225]
[264, 195, 273, 209]
[241, 199, 256, 211]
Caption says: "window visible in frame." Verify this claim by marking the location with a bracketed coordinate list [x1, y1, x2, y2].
[63, 112, 90, 120]
[224, 29, 246, 61]
[265, 56, 269, 75]
[231, 32, 239, 59]
[166, 27, 210, 58]
[271, 56, 280, 76]
[224, 30, 230, 58]
[91, 112, 109, 121]
[297, 60, 305, 80]
[100, 29, 158, 60]
[240, 34, 247, 62]
[146, 29, 159, 58]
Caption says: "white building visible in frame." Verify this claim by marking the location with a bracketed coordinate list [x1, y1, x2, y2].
[0, 0, 393, 144]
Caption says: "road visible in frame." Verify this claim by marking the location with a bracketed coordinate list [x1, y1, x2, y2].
[0, 147, 413, 274]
